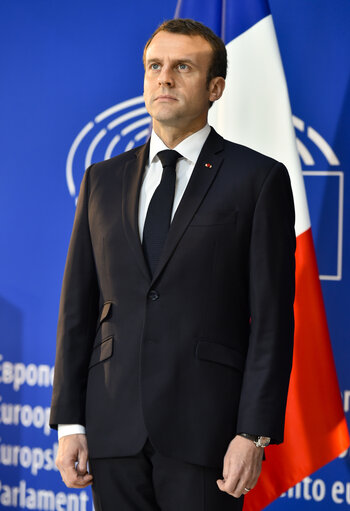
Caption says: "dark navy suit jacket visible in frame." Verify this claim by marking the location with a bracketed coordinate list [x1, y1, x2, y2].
[50, 128, 295, 469]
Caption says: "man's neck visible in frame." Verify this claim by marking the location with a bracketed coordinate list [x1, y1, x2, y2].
[152, 119, 208, 149]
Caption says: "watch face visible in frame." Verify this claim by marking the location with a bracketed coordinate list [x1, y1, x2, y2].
[259, 436, 271, 447]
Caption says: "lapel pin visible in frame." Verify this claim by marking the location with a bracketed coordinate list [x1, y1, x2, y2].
[204, 163, 213, 168]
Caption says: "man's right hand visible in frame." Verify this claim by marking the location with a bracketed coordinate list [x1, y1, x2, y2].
[56, 434, 93, 488]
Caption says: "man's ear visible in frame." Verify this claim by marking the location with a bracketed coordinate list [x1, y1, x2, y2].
[208, 77, 226, 103]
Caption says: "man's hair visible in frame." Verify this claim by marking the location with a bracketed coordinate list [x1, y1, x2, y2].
[143, 18, 227, 87]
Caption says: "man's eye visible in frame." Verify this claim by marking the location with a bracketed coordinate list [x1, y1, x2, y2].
[178, 64, 188, 70]
[151, 63, 160, 70]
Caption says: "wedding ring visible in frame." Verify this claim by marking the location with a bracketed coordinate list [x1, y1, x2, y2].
[244, 487, 251, 492]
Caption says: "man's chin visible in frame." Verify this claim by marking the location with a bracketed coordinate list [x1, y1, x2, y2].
[152, 112, 183, 127]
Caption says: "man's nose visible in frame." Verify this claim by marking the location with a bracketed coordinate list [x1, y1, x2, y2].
[158, 65, 174, 87]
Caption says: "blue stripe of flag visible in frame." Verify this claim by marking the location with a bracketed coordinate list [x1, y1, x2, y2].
[175, 0, 270, 43]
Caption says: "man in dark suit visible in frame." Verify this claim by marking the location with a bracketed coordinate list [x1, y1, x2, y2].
[50, 18, 295, 511]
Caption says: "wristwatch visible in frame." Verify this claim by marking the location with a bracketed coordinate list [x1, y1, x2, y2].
[239, 433, 271, 448]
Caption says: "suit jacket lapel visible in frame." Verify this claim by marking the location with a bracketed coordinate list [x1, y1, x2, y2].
[122, 141, 152, 282]
[151, 128, 225, 284]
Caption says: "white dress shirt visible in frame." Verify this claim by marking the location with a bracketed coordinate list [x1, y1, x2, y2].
[58, 123, 211, 440]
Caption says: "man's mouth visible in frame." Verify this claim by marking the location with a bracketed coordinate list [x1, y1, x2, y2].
[155, 95, 178, 102]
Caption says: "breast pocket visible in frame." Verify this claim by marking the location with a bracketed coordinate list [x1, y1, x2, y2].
[190, 210, 238, 226]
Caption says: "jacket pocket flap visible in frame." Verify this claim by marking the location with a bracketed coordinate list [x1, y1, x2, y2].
[100, 301, 112, 323]
[89, 336, 113, 369]
[196, 341, 245, 372]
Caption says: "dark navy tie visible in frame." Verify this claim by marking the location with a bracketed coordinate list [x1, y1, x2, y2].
[142, 150, 181, 276]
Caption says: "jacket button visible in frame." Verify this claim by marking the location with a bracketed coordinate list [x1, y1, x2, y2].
[148, 290, 159, 301]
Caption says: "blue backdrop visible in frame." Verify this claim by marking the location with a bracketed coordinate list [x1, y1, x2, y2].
[0, 0, 349, 509]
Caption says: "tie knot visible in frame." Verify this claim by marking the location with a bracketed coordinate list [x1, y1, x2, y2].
[157, 150, 181, 169]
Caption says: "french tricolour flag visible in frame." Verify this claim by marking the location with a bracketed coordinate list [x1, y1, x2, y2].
[175, 1, 349, 509]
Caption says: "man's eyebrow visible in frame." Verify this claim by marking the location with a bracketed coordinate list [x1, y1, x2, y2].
[145, 57, 197, 66]
[174, 58, 197, 66]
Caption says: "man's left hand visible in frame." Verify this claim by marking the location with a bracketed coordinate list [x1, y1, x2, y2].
[216, 435, 264, 498]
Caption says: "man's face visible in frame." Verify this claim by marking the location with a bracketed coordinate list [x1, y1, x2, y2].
[143, 31, 215, 132]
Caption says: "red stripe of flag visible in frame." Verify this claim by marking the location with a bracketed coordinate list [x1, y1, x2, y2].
[244, 228, 349, 510]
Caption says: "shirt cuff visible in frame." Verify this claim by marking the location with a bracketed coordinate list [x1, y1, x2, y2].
[58, 424, 86, 439]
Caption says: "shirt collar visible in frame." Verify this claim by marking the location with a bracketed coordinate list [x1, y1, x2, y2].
[148, 124, 211, 165]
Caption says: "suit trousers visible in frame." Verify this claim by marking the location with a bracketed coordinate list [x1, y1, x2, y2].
[90, 437, 244, 511]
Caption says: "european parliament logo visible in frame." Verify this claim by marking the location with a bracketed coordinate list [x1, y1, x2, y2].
[66, 95, 151, 204]
[293, 115, 343, 281]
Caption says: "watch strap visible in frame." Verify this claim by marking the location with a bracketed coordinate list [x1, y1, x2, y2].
[238, 433, 271, 448]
